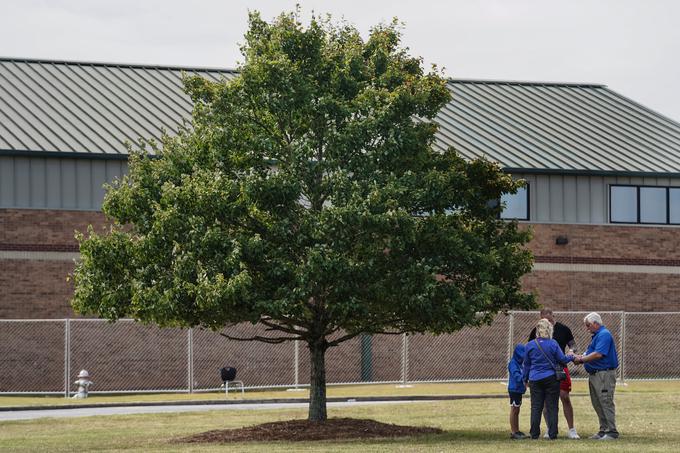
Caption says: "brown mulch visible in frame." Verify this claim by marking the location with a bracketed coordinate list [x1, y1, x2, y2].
[178, 418, 443, 443]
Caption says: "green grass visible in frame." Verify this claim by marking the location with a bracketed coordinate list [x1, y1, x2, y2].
[1, 381, 679, 452]
[1, 380, 676, 407]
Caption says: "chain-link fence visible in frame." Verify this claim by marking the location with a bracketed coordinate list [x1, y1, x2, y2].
[1, 312, 679, 395]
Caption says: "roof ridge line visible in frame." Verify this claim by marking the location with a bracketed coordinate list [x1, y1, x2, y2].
[447, 78, 605, 88]
[0, 56, 237, 73]
[0, 59, 604, 87]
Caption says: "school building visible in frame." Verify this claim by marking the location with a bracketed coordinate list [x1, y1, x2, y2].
[2, 57, 680, 318]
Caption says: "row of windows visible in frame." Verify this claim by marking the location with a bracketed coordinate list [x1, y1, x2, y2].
[498, 183, 680, 225]
[610, 185, 680, 225]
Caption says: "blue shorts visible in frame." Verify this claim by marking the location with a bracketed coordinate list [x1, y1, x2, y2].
[509, 392, 523, 407]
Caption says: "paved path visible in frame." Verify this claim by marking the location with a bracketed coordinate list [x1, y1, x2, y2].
[0, 400, 428, 421]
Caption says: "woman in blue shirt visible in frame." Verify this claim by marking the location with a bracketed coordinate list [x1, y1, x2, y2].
[523, 318, 574, 440]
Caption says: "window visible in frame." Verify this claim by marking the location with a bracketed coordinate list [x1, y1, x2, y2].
[610, 186, 637, 223]
[610, 184, 680, 225]
[640, 187, 666, 223]
[500, 185, 529, 220]
[670, 189, 680, 223]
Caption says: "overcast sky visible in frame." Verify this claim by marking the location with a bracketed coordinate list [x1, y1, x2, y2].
[3, 0, 680, 121]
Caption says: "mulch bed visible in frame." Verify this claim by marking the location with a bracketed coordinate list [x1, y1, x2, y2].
[179, 417, 443, 443]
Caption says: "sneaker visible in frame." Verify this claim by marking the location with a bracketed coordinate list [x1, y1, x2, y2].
[543, 432, 550, 439]
[510, 432, 527, 440]
[567, 428, 580, 439]
[599, 434, 618, 441]
[589, 432, 605, 439]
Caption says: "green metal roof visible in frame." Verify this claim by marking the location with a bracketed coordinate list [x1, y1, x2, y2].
[0, 58, 235, 159]
[2, 57, 680, 175]
[436, 80, 680, 176]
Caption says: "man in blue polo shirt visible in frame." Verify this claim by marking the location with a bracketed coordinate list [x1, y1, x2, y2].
[574, 312, 619, 440]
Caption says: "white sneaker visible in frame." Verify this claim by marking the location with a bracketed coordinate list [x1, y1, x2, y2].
[567, 428, 580, 439]
[543, 432, 550, 439]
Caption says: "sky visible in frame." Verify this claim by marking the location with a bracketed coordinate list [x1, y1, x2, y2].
[3, 0, 680, 120]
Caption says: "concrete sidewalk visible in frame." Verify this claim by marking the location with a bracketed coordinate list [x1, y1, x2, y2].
[0, 399, 447, 421]
[0, 394, 506, 421]
[0, 393, 506, 412]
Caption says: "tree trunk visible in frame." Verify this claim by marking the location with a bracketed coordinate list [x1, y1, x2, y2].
[308, 338, 328, 421]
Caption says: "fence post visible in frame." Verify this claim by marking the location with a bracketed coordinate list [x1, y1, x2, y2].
[295, 339, 300, 389]
[64, 319, 70, 399]
[507, 312, 514, 381]
[396, 333, 412, 387]
[187, 328, 193, 394]
[285, 338, 306, 392]
[360, 334, 373, 382]
[619, 312, 626, 385]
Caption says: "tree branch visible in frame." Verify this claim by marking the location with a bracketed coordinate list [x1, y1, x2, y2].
[326, 328, 407, 347]
[218, 332, 301, 344]
[326, 330, 363, 347]
[243, 94, 282, 143]
[260, 317, 308, 336]
[325, 317, 406, 347]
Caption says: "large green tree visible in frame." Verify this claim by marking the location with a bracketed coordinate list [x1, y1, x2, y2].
[72, 11, 535, 421]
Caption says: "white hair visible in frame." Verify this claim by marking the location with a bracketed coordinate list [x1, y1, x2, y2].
[584, 312, 603, 325]
[536, 318, 553, 339]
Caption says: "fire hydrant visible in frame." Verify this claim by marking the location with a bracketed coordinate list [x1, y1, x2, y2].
[72, 369, 93, 399]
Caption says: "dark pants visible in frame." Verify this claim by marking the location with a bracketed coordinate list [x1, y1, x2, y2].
[529, 375, 560, 439]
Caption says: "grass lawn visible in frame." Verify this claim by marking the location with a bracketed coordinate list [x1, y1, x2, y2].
[0, 381, 513, 407]
[1, 381, 679, 452]
[1, 379, 677, 407]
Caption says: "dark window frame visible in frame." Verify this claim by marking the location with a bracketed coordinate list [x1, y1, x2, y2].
[500, 184, 530, 221]
[609, 184, 680, 225]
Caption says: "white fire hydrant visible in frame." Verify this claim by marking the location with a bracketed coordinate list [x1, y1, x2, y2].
[72, 369, 93, 399]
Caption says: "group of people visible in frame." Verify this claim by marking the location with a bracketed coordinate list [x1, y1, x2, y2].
[507, 309, 619, 441]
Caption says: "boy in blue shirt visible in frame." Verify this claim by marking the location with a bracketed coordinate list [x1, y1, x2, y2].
[508, 343, 527, 439]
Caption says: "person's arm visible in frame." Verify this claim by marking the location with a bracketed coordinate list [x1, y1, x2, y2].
[565, 325, 577, 353]
[567, 339, 577, 353]
[522, 347, 531, 383]
[577, 351, 603, 364]
[575, 331, 608, 364]
[511, 363, 523, 382]
[553, 340, 573, 365]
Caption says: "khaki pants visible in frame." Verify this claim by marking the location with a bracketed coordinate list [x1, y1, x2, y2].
[588, 369, 618, 436]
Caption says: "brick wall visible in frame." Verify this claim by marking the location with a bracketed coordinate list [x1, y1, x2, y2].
[4, 213, 680, 392]
[3, 208, 680, 318]
[0, 260, 76, 318]
[524, 223, 680, 312]
[0, 209, 109, 319]
[522, 271, 680, 312]
[528, 223, 680, 261]
[0, 209, 110, 248]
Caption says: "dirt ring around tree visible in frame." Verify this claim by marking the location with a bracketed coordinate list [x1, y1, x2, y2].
[178, 418, 443, 443]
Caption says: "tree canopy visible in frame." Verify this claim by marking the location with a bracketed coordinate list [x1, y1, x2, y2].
[72, 10, 536, 421]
